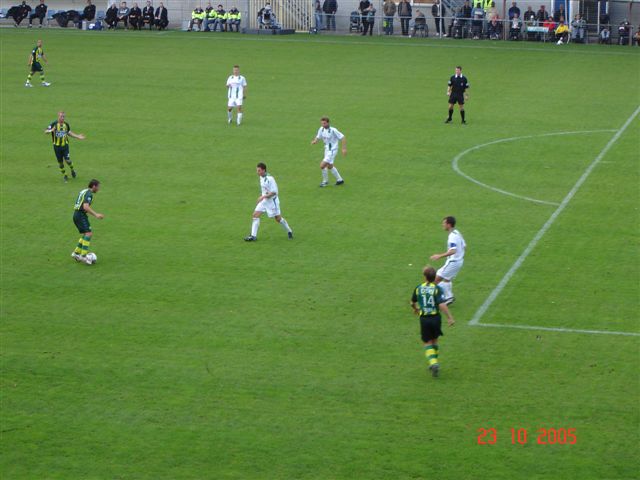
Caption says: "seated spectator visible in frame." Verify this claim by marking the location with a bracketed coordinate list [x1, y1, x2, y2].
[28, 0, 46, 27]
[449, 8, 466, 38]
[227, 7, 241, 32]
[618, 20, 630, 45]
[487, 17, 502, 39]
[187, 6, 205, 31]
[508, 1, 520, 20]
[555, 19, 569, 44]
[509, 12, 522, 39]
[82, 0, 96, 21]
[411, 9, 426, 36]
[204, 2, 216, 31]
[128, 2, 142, 29]
[470, 2, 484, 39]
[213, 4, 227, 31]
[9, 1, 31, 27]
[116, 1, 130, 29]
[105, 3, 118, 28]
[570, 13, 586, 43]
[599, 25, 610, 44]
[142, 1, 154, 29]
[258, 3, 279, 29]
[154, 1, 168, 29]
[543, 16, 555, 40]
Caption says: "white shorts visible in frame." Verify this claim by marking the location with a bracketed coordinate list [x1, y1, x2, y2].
[254, 197, 280, 218]
[437, 260, 463, 281]
[228, 98, 243, 107]
[322, 147, 338, 164]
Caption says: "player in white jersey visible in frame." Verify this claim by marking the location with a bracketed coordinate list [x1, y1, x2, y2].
[429, 216, 466, 304]
[311, 116, 347, 187]
[226, 65, 247, 125]
[244, 162, 293, 242]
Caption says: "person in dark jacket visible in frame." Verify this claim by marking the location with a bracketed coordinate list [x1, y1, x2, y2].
[79, 0, 96, 21]
[28, 0, 46, 27]
[142, 1, 154, 28]
[154, 1, 168, 29]
[322, 0, 337, 31]
[116, 1, 130, 29]
[398, 0, 411, 36]
[10, 1, 31, 26]
[105, 3, 118, 28]
[128, 2, 142, 29]
[432, 0, 446, 36]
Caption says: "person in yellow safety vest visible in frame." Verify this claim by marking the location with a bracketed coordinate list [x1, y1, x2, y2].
[188, 7, 205, 31]
[228, 7, 241, 32]
[212, 4, 227, 31]
[554, 19, 569, 43]
[482, 0, 492, 14]
[205, 2, 217, 31]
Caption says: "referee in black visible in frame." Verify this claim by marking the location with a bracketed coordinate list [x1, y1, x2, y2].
[445, 66, 470, 124]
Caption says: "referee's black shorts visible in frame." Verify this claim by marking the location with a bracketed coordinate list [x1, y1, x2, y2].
[449, 93, 465, 105]
[420, 314, 443, 342]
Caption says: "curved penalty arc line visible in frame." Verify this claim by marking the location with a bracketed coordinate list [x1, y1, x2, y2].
[451, 129, 618, 206]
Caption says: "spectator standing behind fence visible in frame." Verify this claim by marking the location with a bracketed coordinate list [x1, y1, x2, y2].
[105, 2, 117, 28]
[116, 2, 130, 29]
[398, 0, 411, 36]
[128, 3, 141, 29]
[154, 1, 168, 29]
[571, 14, 586, 43]
[486, 2, 498, 21]
[323, 0, 337, 31]
[383, 0, 395, 35]
[28, 0, 46, 27]
[536, 5, 548, 25]
[462, 0, 472, 26]
[314, 0, 323, 30]
[9, 1, 31, 27]
[553, 4, 565, 23]
[508, 2, 519, 19]
[79, 0, 96, 22]
[142, 1, 154, 29]
[432, 0, 446, 37]
[359, 1, 371, 35]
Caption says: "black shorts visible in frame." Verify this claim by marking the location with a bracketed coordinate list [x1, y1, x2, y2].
[449, 93, 465, 105]
[54, 145, 70, 162]
[73, 212, 91, 233]
[31, 62, 43, 73]
[420, 314, 443, 342]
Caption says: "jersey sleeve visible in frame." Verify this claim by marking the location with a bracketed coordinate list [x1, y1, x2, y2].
[316, 127, 323, 139]
[241, 76, 247, 87]
[66, 122, 71, 131]
[411, 287, 418, 303]
[333, 128, 344, 140]
[226, 76, 232, 86]
[447, 76, 453, 86]
[448, 233, 458, 250]
[269, 177, 278, 195]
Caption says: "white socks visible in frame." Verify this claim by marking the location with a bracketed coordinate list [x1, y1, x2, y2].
[251, 218, 260, 237]
[279, 217, 292, 233]
[330, 167, 343, 182]
[227, 111, 233, 122]
[322, 168, 329, 183]
[440, 281, 453, 299]
[237, 113, 243, 125]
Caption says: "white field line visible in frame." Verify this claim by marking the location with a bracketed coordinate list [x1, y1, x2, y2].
[467, 106, 640, 336]
[477, 323, 640, 337]
[452, 130, 617, 206]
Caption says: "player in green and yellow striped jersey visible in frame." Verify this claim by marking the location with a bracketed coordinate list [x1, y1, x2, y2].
[44, 111, 86, 182]
[410, 266, 455, 378]
[71, 179, 104, 264]
[25, 39, 50, 87]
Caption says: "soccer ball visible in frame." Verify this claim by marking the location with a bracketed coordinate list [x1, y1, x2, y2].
[86, 252, 97, 264]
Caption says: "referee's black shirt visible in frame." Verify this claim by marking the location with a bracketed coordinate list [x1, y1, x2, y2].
[448, 75, 469, 94]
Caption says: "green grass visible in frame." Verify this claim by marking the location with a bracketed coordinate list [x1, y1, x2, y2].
[1, 29, 639, 479]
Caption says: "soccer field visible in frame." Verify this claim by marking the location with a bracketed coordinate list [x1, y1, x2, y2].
[1, 29, 639, 479]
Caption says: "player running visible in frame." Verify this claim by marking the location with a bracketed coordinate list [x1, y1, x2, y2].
[410, 266, 455, 378]
[44, 111, 86, 182]
[25, 39, 50, 87]
[311, 117, 347, 187]
[71, 179, 104, 265]
[244, 163, 293, 242]
[430, 216, 466, 305]
[226, 65, 247, 125]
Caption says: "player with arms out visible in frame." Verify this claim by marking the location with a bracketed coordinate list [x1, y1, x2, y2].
[44, 111, 86, 182]
[71, 179, 104, 265]
[25, 39, 50, 87]
[244, 163, 293, 242]
[226, 65, 247, 125]
[311, 117, 346, 187]
[410, 266, 455, 378]
[445, 65, 469, 124]
[430, 216, 466, 304]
